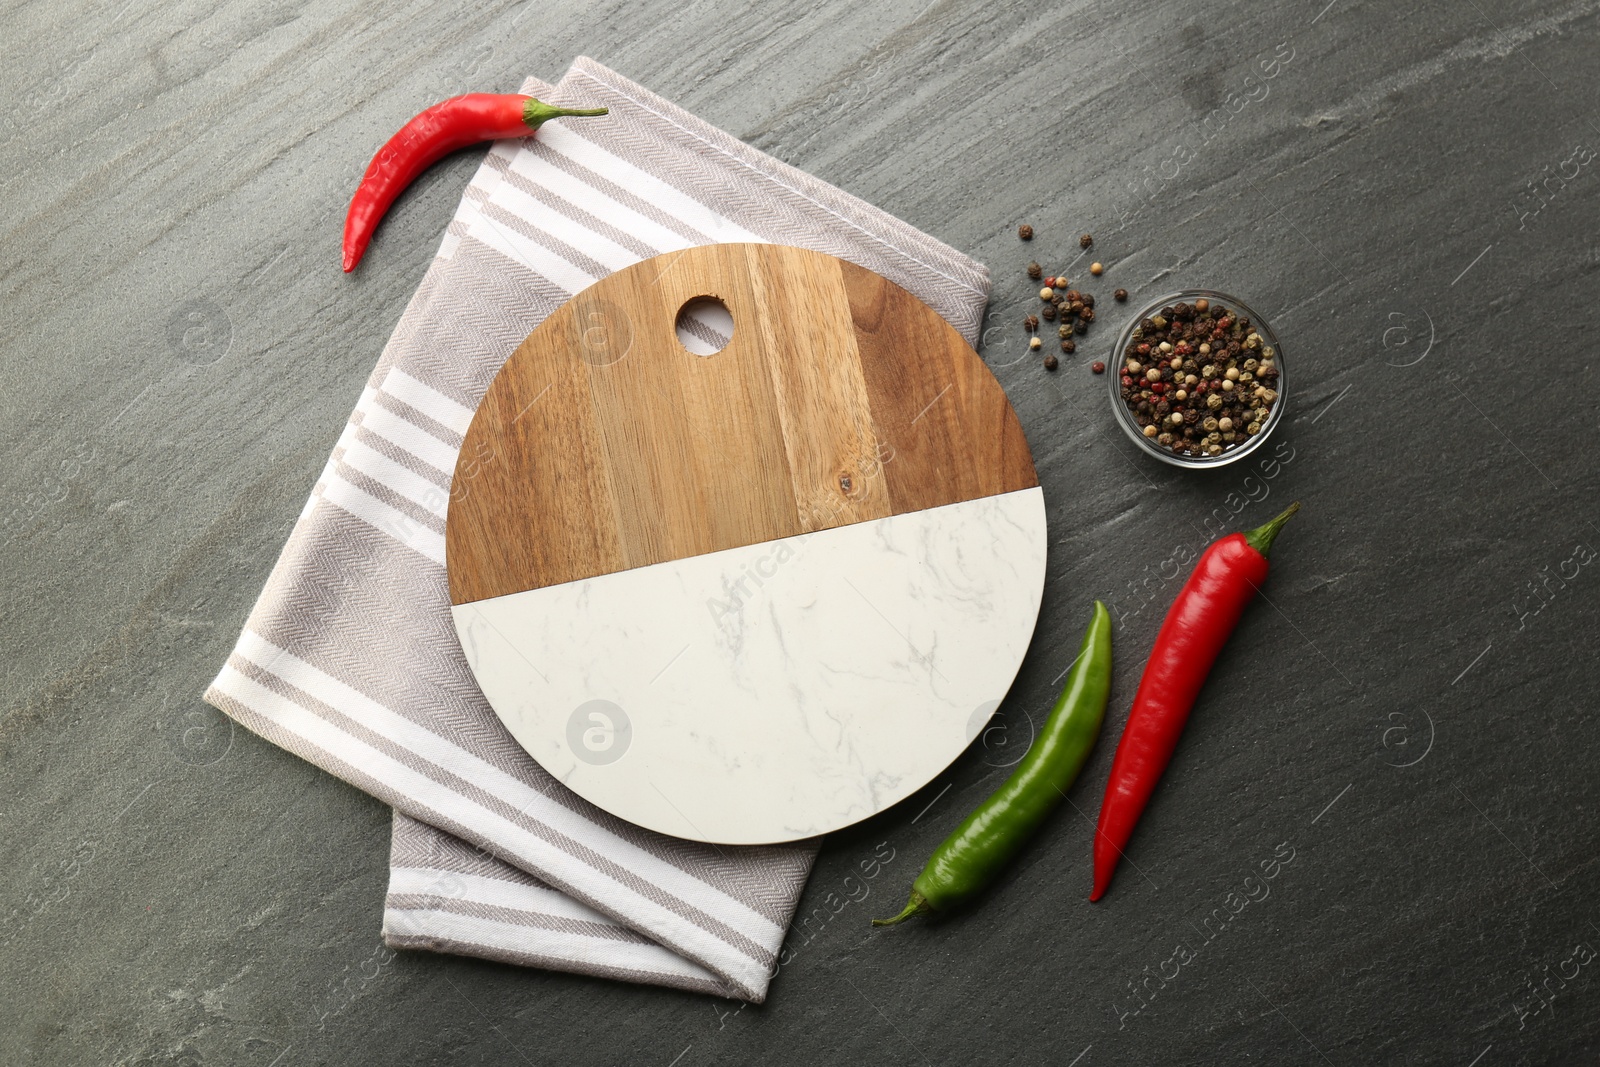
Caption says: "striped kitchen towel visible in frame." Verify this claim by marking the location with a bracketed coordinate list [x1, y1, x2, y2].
[206, 57, 991, 1003]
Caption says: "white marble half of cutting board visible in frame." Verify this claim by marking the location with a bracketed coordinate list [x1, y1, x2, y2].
[453, 487, 1046, 844]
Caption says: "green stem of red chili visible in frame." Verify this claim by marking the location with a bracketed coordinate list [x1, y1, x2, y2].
[1090, 502, 1300, 902]
[341, 93, 608, 273]
[1243, 500, 1300, 557]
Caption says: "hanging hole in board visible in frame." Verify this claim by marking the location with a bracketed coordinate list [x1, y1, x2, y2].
[675, 296, 734, 356]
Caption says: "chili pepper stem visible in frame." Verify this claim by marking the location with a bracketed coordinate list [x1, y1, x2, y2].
[1242, 500, 1301, 558]
[521, 99, 609, 129]
[871, 891, 930, 926]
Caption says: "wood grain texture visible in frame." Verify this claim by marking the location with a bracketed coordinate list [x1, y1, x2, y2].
[447, 244, 1037, 605]
[842, 259, 1039, 516]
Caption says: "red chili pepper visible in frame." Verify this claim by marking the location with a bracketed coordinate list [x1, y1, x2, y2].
[1089, 501, 1301, 901]
[342, 93, 608, 272]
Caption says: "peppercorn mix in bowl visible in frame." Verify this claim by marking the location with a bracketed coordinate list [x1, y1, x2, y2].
[1108, 290, 1285, 468]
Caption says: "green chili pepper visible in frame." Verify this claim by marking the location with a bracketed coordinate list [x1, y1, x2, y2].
[874, 600, 1113, 925]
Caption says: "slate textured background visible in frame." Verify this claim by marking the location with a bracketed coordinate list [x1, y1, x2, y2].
[4, 0, 1599, 1063]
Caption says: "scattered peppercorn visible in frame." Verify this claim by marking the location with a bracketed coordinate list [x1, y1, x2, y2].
[1017, 238, 1114, 371]
[1118, 299, 1280, 460]
[1044, 354, 1059, 371]
[1090, 262, 1104, 276]
[1114, 288, 1128, 302]
[1091, 361, 1105, 374]
[1029, 336, 1043, 350]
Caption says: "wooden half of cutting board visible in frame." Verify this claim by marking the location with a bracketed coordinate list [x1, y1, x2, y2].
[445, 242, 1038, 605]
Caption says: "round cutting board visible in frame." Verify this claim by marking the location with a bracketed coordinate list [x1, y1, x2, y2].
[447, 244, 1046, 845]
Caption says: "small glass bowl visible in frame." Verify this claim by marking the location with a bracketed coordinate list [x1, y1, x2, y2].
[1107, 289, 1286, 469]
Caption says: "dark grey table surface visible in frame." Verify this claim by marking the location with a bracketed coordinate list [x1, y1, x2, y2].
[5, 0, 1599, 1063]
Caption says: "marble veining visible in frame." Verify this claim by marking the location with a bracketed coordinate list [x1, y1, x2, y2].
[452, 487, 1047, 844]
